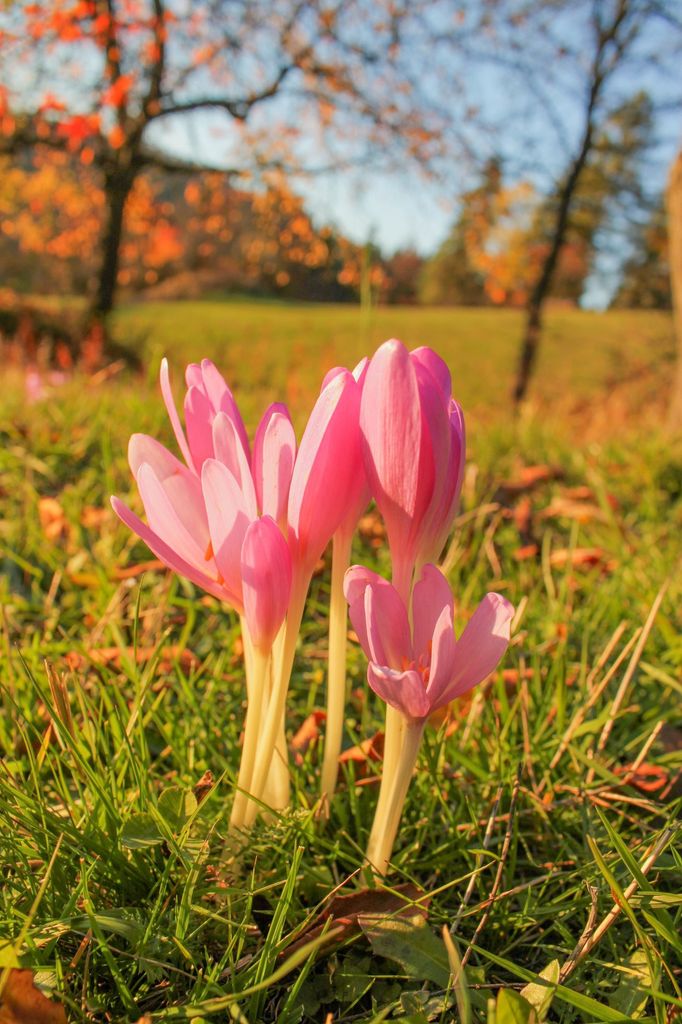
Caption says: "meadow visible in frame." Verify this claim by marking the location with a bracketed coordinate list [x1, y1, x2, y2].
[0, 299, 680, 1022]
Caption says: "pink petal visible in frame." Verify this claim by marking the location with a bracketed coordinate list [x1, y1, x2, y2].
[411, 564, 454, 657]
[185, 363, 203, 389]
[252, 404, 296, 525]
[201, 459, 254, 604]
[367, 664, 430, 720]
[413, 359, 453, 565]
[360, 339, 434, 580]
[129, 436, 210, 552]
[241, 516, 292, 650]
[344, 565, 385, 661]
[110, 496, 232, 604]
[288, 370, 361, 569]
[438, 593, 514, 705]
[410, 347, 452, 398]
[424, 604, 458, 709]
[344, 567, 412, 668]
[136, 462, 208, 572]
[199, 359, 250, 463]
[212, 412, 257, 516]
[364, 582, 412, 669]
[159, 358, 193, 468]
[184, 385, 215, 472]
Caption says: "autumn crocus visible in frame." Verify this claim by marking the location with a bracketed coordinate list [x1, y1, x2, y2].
[318, 359, 370, 807]
[112, 358, 296, 824]
[243, 367, 362, 825]
[360, 339, 464, 601]
[345, 563, 514, 876]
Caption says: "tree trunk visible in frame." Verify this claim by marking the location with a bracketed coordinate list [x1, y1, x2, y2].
[667, 149, 682, 432]
[92, 171, 134, 318]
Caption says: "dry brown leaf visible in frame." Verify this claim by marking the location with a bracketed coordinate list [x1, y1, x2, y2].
[193, 770, 215, 804]
[281, 883, 427, 959]
[614, 762, 670, 794]
[513, 543, 539, 561]
[290, 711, 326, 762]
[549, 547, 614, 570]
[0, 969, 67, 1024]
[498, 464, 563, 496]
[38, 497, 70, 543]
[79, 505, 110, 529]
[65, 645, 198, 673]
[540, 498, 606, 523]
[338, 732, 384, 771]
[112, 559, 165, 580]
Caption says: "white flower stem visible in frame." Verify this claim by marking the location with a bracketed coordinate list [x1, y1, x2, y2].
[243, 576, 309, 827]
[229, 643, 270, 829]
[320, 529, 353, 809]
[365, 717, 424, 878]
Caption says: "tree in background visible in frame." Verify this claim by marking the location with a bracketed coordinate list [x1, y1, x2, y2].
[499, 0, 681, 405]
[0, 0, 456, 338]
[418, 159, 500, 306]
[667, 149, 682, 431]
[611, 199, 671, 309]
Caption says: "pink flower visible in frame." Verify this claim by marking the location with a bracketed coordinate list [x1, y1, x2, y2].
[287, 368, 362, 574]
[112, 359, 296, 615]
[241, 516, 292, 651]
[360, 340, 465, 596]
[344, 563, 513, 722]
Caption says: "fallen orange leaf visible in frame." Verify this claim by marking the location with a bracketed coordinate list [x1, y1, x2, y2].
[38, 497, 70, 543]
[290, 710, 326, 762]
[0, 969, 67, 1024]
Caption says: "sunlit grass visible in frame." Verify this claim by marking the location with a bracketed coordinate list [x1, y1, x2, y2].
[0, 306, 680, 1021]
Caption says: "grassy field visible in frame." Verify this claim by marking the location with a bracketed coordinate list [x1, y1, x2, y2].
[0, 300, 681, 1022]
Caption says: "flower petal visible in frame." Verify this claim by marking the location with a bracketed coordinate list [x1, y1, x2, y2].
[136, 461, 208, 571]
[159, 358, 193, 468]
[201, 458, 253, 604]
[367, 663, 430, 720]
[110, 497, 231, 604]
[410, 347, 451, 398]
[424, 604, 458, 709]
[129, 435, 210, 550]
[364, 581, 412, 668]
[288, 369, 361, 569]
[184, 385, 215, 472]
[252, 403, 296, 526]
[438, 593, 514, 705]
[212, 411, 257, 516]
[411, 563, 454, 657]
[199, 359, 250, 463]
[241, 516, 292, 650]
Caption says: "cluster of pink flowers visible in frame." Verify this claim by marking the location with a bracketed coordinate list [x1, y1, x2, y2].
[113, 339, 514, 868]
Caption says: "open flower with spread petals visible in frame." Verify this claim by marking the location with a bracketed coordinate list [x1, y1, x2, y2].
[112, 359, 296, 618]
[345, 562, 514, 876]
[345, 564, 513, 721]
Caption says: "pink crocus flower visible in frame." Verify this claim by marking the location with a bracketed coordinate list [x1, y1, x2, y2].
[111, 359, 296, 615]
[287, 368, 362, 577]
[344, 563, 514, 722]
[241, 516, 292, 651]
[360, 340, 465, 598]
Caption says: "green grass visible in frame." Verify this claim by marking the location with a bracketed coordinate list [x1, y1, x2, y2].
[0, 301, 681, 1022]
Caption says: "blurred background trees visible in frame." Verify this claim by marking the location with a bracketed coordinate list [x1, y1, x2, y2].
[0, 0, 680, 397]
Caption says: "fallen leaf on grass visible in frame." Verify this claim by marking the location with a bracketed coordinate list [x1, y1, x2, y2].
[193, 770, 215, 804]
[497, 465, 563, 496]
[540, 498, 606, 523]
[38, 497, 71, 544]
[614, 762, 670, 794]
[65, 645, 198, 673]
[290, 711, 326, 762]
[79, 505, 110, 529]
[282, 883, 426, 959]
[514, 544, 539, 561]
[0, 969, 67, 1024]
[338, 732, 385, 774]
[549, 547, 615, 571]
[112, 559, 165, 580]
